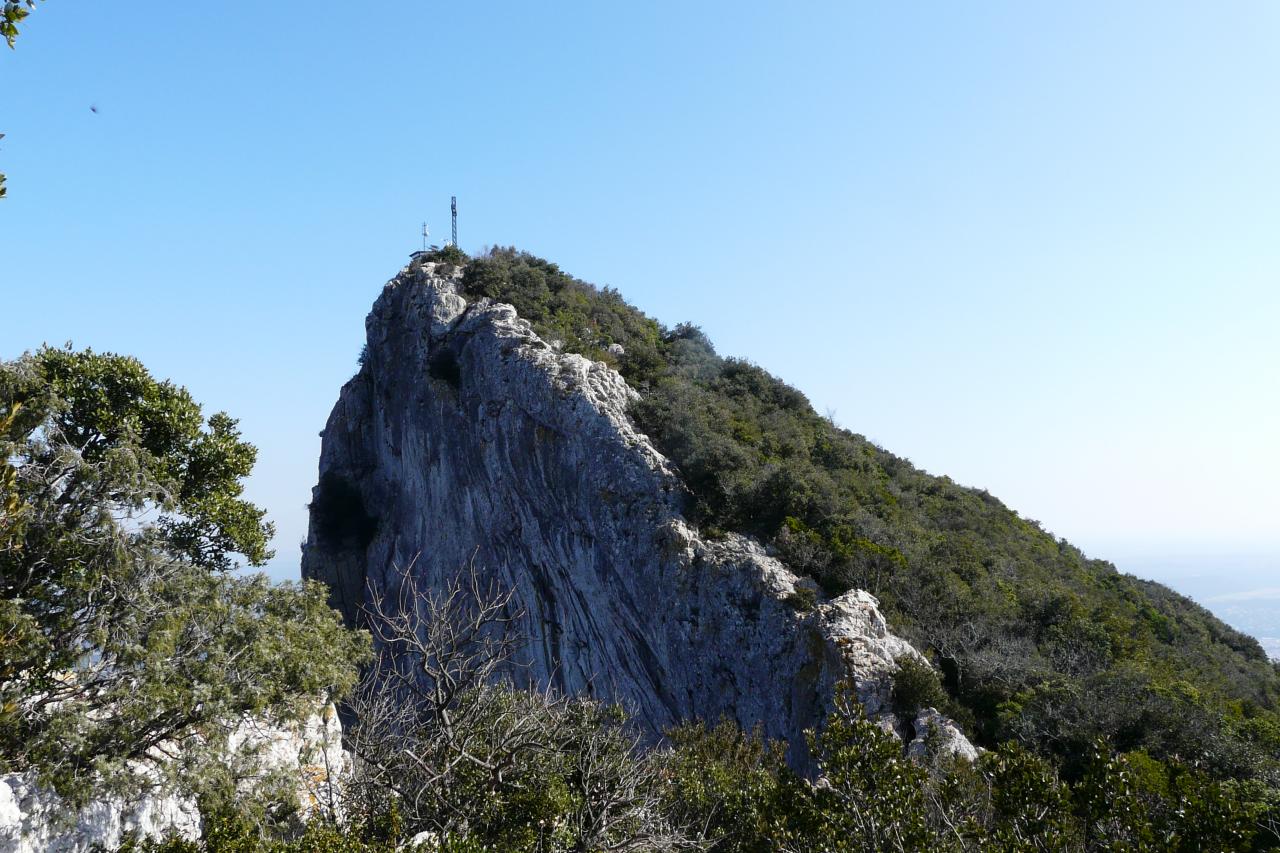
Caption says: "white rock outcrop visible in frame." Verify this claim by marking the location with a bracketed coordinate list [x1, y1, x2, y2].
[0, 775, 200, 853]
[303, 262, 975, 768]
[0, 706, 346, 853]
[908, 708, 981, 763]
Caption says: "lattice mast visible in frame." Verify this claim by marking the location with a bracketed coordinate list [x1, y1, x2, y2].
[451, 196, 458, 247]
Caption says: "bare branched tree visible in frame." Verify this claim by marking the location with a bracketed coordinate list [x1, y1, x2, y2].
[559, 701, 699, 852]
[341, 557, 702, 851]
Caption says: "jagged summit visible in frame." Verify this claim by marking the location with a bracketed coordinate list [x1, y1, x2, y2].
[301, 260, 976, 766]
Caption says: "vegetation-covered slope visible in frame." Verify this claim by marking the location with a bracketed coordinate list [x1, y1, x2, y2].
[454, 246, 1280, 786]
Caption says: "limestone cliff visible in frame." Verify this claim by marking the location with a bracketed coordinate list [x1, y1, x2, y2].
[303, 262, 974, 766]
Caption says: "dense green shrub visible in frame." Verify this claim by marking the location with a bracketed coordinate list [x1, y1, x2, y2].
[417, 244, 469, 266]
[139, 683, 1280, 851]
[664, 720, 788, 853]
[783, 585, 817, 612]
[892, 654, 949, 716]
[461, 248, 667, 388]
[455, 247, 1280, 796]
[127, 807, 406, 853]
[661, 685, 1279, 852]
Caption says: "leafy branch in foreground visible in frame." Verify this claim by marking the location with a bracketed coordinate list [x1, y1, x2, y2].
[2, 1, 40, 48]
[2, 0, 45, 198]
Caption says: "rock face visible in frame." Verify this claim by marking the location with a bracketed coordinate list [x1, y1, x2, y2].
[303, 262, 973, 766]
[0, 775, 200, 853]
[0, 707, 346, 853]
[908, 708, 981, 764]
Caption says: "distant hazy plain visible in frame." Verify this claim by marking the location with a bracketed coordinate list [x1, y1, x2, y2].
[1113, 553, 1280, 661]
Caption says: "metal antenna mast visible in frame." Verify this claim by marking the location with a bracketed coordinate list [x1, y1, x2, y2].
[422, 222, 430, 251]
[451, 196, 457, 248]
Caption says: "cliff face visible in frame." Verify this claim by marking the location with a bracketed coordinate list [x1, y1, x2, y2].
[303, 262, 974, 765]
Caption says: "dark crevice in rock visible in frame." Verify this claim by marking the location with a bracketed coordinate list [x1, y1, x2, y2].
[310, 472, 378, 551]
[428, 347, 462, 389]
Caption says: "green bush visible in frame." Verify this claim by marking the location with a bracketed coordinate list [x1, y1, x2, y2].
[892, 654, 949, 716]
[134, 679, 1280, 851]
[0, 348, 368, 808]
[128, 805, 405, 852]
[417, 244, 469, 266]
[784, 586, 817, 612]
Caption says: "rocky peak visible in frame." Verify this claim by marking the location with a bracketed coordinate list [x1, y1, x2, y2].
[303, 261, 974, 767]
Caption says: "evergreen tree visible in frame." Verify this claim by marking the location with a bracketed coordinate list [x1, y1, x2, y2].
[0, 346, 367, 805]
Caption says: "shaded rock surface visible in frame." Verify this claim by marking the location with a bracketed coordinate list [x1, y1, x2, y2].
[304, 262, 974, 767]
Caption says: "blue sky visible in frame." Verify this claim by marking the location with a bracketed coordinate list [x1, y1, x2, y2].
[3, 2, 1278, 595]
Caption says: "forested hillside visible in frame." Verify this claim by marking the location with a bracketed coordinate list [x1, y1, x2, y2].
[456, 246, 1280, 789]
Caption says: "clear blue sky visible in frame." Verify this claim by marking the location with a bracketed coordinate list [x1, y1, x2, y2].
[4, 2, 1278, 590]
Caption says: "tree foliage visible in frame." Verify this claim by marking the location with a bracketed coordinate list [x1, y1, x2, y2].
[891, 653, 949, 717]
[664, 696, 1275, 852]
[150, 675, 1280, 851]
[2, 0, 38, 48]
[0, 346, 367, 804]
[1, 0, 42, 198]
[419, 244, 469, 266]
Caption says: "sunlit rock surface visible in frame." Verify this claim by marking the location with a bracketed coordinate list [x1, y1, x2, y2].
[304, 262, 975, 767]
[0, 775, 199, 853]
[0, 707, 345, 853]
[908, 708, 981, 763]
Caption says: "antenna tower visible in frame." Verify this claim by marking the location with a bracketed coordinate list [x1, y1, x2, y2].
[422, 222, 429, 251]
[451, 196, 458, 248]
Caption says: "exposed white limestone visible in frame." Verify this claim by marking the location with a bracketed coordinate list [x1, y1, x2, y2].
[0, 707, 346, 853]
[303, 262, 976, 768]
[908, 707, 981, 763]
[0, 774, 200, 853]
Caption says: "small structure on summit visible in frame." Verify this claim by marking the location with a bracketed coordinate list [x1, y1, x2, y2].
[410, 222, 435, 261]
[409, 197, 458, 261]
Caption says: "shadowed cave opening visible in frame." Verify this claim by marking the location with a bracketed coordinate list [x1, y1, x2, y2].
[311, 472, 379, 551]
[428, 347, 462, 389]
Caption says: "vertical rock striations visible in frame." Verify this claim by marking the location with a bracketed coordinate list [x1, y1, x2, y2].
[303, 262, 972, 765]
